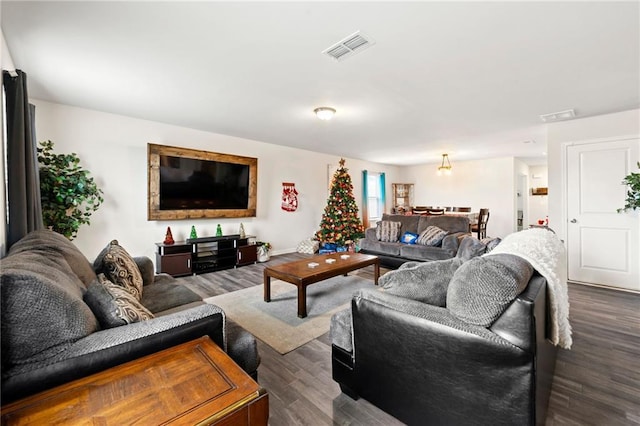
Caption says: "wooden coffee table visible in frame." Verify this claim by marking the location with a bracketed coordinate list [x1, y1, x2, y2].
[1, 337, 268, 425]
[263, 252, 379, 318]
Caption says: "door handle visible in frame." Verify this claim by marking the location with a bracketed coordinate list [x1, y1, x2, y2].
[570, 218, 577, 223]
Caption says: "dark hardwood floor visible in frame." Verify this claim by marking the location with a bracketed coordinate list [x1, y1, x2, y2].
[179, 253, 640, 425]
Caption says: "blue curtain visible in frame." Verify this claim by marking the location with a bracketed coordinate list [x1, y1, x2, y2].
[379, 172, 386, 214]
[361, 170, 369, 229]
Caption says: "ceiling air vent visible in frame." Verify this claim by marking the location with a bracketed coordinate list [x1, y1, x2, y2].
[540, 109, 576, 123]
[323, 31, 375, 61]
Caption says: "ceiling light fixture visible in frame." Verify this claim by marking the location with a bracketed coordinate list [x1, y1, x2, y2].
[437, 154, 452, 175]
[314, 107, 336, 120]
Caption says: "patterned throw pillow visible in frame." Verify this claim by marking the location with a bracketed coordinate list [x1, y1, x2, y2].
[95, 240, 143, 300]
[376, 221, 402, 242]
[84, 274, 154, 328]
[417, 226, 447, 246]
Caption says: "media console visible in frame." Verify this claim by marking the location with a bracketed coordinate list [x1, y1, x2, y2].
[155, 234, 257, 276]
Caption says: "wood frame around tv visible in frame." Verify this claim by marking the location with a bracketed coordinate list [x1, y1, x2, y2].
[147, 143, 257, 220]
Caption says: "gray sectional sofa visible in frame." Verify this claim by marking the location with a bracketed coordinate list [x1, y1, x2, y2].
[359, 213, 471, 268]
[1, 230, 259, 402]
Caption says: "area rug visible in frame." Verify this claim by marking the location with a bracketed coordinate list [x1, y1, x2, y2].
[204, 275, 376, 354]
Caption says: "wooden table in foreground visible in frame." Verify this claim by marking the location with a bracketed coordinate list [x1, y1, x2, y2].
[1, 337, 268, 426]
[263, 252, 380, 318]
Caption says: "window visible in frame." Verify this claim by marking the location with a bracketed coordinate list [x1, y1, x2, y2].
[367, 172, 383, 220]
[362, 170, 386, 228]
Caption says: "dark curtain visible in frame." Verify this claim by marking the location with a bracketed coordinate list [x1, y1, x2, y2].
[3, 70, 43, 248]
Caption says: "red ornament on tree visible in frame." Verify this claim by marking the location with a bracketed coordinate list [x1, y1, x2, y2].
[163, 226, 175, 245]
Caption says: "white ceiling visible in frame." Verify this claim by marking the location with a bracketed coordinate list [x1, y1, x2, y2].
[2, 1, 639, 166]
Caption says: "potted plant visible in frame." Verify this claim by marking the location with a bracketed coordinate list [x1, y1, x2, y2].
[37, 140, 104, 239]
[256, 242, 271, 262]
[617, 162, 640, 213]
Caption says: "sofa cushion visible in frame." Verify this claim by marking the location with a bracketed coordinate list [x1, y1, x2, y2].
[1, 250, 99, 368]
[360, 238, 403, 256]
[417, 226, 447, 246]
[446, 254, 534, 327]
[330, 308, 353, 352]
[380, 257, 464, 306]
[418, 215, 470, 234]
[94, 240, 143, 300]
[381, 214, 420, 235]
[141, 274, 202, 314]
[376, 221, 402, 242]
[8, 229, 97, 287]
[399, 243, 456, 261]
[84, 274, 154, 328]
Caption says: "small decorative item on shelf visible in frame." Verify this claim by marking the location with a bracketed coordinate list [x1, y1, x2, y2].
[216, 224, 223, 237]
[239, 223, 246, 238]
[163, 226, 175, 245]
[257, 242, 271, 262]
[190, 225, 197, 239]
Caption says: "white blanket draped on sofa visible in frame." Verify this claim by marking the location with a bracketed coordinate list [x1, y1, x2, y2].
[486, 228, 572, 349]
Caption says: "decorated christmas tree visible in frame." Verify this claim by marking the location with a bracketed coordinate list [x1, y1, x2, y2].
[316, 158, 365, 246]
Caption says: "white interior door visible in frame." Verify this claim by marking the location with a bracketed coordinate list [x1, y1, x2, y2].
[567, 138, 640, 291]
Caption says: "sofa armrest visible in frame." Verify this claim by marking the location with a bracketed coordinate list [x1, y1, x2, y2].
[490, 274, 546, 352]
[364, 227, 377, 240]
[348, 288, 534, 425]
[2, 304, 225, 402]
[133, 256, 155, 286]
[441, 232, 462, 252]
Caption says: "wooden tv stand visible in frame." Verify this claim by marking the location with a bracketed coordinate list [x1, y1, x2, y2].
[1, 337, 269, 425]
[156, 234, 258, 276]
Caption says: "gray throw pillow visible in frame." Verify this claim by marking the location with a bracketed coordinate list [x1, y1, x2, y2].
[481, 237, 502, 252]
[376, 221, 402, 242]
[456, 236, 487, 261]
[84, 274, 154, 328]
[417, 226, 447, 246]
[446, 254, 534, 327]
[380, 257, 464, 306]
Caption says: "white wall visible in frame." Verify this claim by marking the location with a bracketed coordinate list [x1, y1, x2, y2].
[32, 100, 401, 263]
[547, 108, 640, 242]
[399, 157, 521, 238]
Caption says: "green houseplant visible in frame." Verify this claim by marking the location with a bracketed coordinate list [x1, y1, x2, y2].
[617, 162, 640, 213]
[38, 140, 104, 239]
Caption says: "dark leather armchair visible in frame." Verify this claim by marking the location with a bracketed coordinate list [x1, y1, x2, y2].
[331, 272, 558, 426]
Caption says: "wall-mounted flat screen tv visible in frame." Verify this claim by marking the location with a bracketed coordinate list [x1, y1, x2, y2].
[148, 144, 257, 220]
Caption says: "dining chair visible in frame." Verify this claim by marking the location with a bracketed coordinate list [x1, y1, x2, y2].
[453, 207, 472, 212]
[444, 207, 453, 212]
[411, 206, 431, 215]
[427, 208, 445, 215]
[471, 208, 490, 239]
